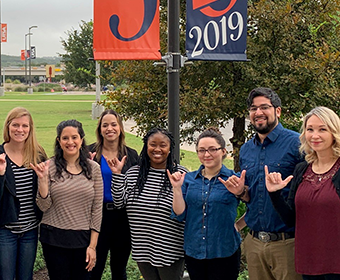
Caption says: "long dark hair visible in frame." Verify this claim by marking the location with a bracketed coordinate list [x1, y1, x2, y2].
[135, 128, 178, 197]
[94, 109, 127, 161]
[54, 119, 92, 180]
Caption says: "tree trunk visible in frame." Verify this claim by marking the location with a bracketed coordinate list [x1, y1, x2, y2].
[230, 116, 246, 172]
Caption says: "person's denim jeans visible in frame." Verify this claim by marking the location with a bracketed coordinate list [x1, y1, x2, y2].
[0, 227, 38, 280]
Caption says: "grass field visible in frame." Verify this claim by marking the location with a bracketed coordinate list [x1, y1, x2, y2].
[0, 91, 232, 170]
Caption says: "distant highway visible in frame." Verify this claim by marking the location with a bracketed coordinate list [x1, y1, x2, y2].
[1, 66, 63, 76]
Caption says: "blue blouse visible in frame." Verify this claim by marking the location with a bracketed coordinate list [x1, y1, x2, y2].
[171, 164, 241, 259]
[101, 155, 114, 203]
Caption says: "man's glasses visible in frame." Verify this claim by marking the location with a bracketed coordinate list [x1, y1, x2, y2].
[196, 147, 223, 155]
[249, 105, 273, 112]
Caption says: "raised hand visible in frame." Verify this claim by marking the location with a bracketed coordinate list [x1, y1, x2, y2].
[167, 170, 186, 191]
[106, 156, 126, 174]
[219, 170, 246, 196]
[264, 165, 293, 192]
[0, 153, 6, 176]
[89, 152, 97, 161]
[30, 160, 50, 179]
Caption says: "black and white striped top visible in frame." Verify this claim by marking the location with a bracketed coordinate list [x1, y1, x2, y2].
[112, 165, 186, 267]
[6, 161, 39, 233]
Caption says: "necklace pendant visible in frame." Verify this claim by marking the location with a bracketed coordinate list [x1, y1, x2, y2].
[319, 177, 322, 182]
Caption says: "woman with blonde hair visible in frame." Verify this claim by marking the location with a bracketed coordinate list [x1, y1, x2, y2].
[0, 107, 47, 280]
[266, 106, 340, 279]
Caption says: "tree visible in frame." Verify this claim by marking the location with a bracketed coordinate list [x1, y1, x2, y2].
[60, 21, 95, 88]
[103, 0, 340, 170]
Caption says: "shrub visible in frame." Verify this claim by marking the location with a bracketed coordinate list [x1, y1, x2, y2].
[13, 79, 21, 84]
[14, 86, 27, 92]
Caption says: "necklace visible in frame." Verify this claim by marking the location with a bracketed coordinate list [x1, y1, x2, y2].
[201, 171, 218, 232]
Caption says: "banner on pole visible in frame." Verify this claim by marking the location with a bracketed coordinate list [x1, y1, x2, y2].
[93, 0, 161, 60]
[30, 46, 36, 59]
[186, 0, 247, 61]
[20, 50, 25, 61]
[1, 23, 7, 43]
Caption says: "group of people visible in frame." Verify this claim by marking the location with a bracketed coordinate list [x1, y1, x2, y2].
[0, 86, 340, 280]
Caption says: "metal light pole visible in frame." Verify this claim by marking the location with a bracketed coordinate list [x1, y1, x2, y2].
[28, 25, 37, 94]
[24, 33, 31, 85]
[167, 0, 181, 162]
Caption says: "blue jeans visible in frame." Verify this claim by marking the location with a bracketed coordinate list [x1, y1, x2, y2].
[0, 227, 38, 280]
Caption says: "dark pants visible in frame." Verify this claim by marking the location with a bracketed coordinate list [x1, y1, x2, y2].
[137, 258, 185, 280]
[184, 247, 241, 280]
[90, 207, 131, 280]
[42, 243, 90, 280]
[303, 275, 340, 280]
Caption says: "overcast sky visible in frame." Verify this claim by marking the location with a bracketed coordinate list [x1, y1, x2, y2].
[1, 0, 93, 57]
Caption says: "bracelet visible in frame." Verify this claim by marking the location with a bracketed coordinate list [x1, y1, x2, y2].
[88, 246, 96, 251]
[235, 187, 247, 199]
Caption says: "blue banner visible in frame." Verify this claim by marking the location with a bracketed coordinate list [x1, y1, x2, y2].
[186, 0, 247, 61]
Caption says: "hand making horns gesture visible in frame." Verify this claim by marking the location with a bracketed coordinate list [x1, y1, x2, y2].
[106, 156, 127, 174]
[167, 170, 186, 191]
[264, 165, 293, 192]
[0, 153, 6, 176]
[218, 170, 246, 196]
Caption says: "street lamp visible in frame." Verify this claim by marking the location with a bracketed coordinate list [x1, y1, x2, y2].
[24, 33, 32, 85]
[28, 25, 37, 94]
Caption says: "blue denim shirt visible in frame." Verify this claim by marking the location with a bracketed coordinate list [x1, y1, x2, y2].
[240, 123, 303, 232]
[171, 165, 241, 259]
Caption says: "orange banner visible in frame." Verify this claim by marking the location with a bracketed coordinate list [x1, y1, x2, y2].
[1, 23, 7, 43]
[93, 0, 161, 60]
[21, 50, 25, 61]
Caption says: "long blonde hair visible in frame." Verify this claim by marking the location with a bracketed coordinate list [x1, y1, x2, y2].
[3, 107, 47, 167]
[299, 106, 340, 163]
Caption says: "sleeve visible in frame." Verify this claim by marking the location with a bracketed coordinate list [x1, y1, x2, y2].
[0, 174, 4, 201]
[268, 166, 301, 228]
[111, 167, 136, 208]
[90, 163, 103, 232]
[36, 174, 53, 212]
[170, 171, 189, 222]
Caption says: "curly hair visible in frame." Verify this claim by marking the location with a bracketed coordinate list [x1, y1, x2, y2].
[135, 128, 178, 198]
[54, 119, 92, 180]
[299, 107, 340, 163]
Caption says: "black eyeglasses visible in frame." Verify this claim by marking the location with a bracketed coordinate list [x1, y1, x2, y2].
[249, 105, 274, 112]
[196, 147, 223, 155]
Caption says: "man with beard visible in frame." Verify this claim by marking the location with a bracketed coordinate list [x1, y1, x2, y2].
[220, 87, 303, 280]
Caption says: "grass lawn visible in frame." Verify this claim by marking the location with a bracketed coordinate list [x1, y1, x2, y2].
[0, 91, 232, 169]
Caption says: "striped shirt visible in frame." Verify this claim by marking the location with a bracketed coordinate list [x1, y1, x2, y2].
[6, 161, 39, 233]
[36, 158, 103, 232]
[111, 165, 186, 267]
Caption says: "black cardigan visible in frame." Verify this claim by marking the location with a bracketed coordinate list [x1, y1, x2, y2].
[0, 144, 45, 227]
[269, 160, 340, 228]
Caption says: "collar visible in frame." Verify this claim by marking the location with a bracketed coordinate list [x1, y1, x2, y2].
[254, 122, 283, 145]
[194, 164, 231, 179]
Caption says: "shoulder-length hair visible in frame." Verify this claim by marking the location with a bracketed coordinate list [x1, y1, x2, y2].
[299, 106, 340, 163]
[94, 109, 127, 161]
[136, 128, 177, 197]
[54, 119, 92, 179]
[3, 107, 47, 167]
